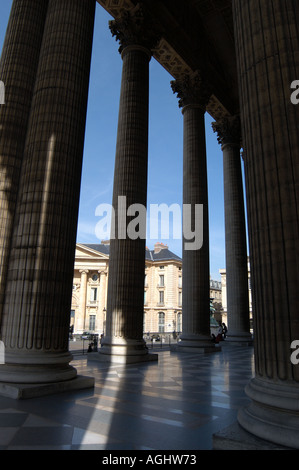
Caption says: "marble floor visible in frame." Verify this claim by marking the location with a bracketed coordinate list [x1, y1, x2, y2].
[0, 344, 255, 450]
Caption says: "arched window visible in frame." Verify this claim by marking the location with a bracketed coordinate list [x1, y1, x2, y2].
[158, 312, 165, 333]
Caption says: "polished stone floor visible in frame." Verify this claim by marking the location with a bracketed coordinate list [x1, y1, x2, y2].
[0, 344, 255, 450]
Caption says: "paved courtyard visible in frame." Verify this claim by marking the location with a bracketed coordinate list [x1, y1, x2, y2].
[0, 344, 254, 450]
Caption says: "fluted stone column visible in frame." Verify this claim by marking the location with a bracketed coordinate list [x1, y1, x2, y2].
[96, 5, 160, 364]
[0, 0, 49, 327]
[0, 0, 96, 397]
[171, 72, 215, 353]
[212, 116, 252, 344]
[78, 270, 89, 333]
[230, 0, 299, 448]
[98, 270, 107, 332]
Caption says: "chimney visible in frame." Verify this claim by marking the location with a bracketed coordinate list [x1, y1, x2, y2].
[154, 242, 168, 254]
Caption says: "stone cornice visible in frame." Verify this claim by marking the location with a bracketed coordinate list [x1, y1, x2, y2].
[98, 0, 134, 18]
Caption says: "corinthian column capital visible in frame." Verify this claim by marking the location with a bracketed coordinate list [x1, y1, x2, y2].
[171, 70, 212, 111]
[212, 115, 242, 148]
[109, 3, 161, 56]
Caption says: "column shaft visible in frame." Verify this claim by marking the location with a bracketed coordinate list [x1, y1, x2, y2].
[233, 0, 299, 448]
[0, 0, 96, 385]
[171, 72, 215, 352]
[79, 270, 89, 333]
[98, 270, 107, 334]
[0, 0, 49, 326]
[223, 143, 250, 340]
[212, 117, 252, 342]
[180, 106, 212, 349]
[100, 45, 153, 361]
[96, 5, 160, 364]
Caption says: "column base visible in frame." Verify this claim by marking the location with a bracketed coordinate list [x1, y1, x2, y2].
[0, 375, 95, 400]
[237, 377, 299, 449]
[89, 337, 158, 365]
[88, 350, 158, 365]
[213, 421, 293, 450]
[0, 351, 78, 384]
[172, 344, 220, 354]
[172, 334, 220, 354]
[225, 332, 253, 346]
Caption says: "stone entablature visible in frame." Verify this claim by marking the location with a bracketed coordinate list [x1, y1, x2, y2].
[97, 0, 233, 122]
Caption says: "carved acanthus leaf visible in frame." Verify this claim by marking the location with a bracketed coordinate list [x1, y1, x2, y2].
[171, 70, 212, 110]
[109, 3, 161, 54]
[212, 115, 241, 146]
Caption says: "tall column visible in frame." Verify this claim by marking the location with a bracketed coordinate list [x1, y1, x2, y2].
[96, 5, 160, 364]
[212, 116, 252, 343]
[78, 270, 89, 333]
[0, 0, 96, 397]
[171, 71, 215, 352]
[0, 0, 49, 326]
[232, 0, 299, 448]
[98, 269, 107, 334]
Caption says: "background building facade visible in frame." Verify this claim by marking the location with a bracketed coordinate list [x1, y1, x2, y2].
[1, 0, 298, 449]
[72, 241, 222, 337]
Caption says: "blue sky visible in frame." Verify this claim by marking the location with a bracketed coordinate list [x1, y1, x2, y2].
[0, 1, 236, 280]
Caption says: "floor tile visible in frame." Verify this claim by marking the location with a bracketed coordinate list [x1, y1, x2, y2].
[0, 344, 255, 450]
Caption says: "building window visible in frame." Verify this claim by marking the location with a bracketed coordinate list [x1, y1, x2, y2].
[158, 312, 165, 333]
[178, 276, 182, 288]
[159, 266, 164, 270]
[159, 290, 164, 305]
[159, 275, 164, 287]
[178, 291, 182, 307]
[89, 315, 96, 331]
[90, 287, 97, 303]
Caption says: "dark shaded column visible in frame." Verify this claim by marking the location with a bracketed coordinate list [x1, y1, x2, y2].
[0, 0, 96, 397]
[232, 0, 299, 448]
[171, 71, 215, 352]
[212, 116, 252, 343]
[96, 5, 160, 364]
[0, 0, 49, 327]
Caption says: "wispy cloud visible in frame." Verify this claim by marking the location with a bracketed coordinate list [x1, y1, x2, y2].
[77, 220, 98, 243]
[80, 179, 113, 208]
